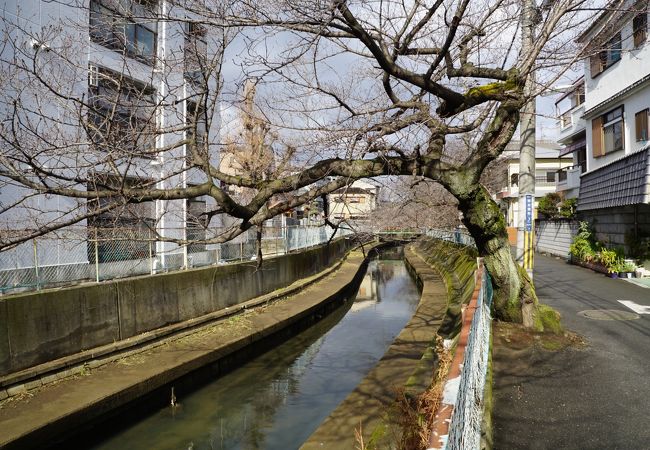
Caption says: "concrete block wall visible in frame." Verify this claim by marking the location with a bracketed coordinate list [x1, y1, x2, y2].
[579, 204, 650, 251]
[0, 238, 349, 377]
[535, 220, 579, 258]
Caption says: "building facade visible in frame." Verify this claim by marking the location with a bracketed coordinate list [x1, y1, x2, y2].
[327, 180, 379, 225]
[556, 0, 650, 253]
[0, 0, 223, 278]
[495, 140, 573, 228]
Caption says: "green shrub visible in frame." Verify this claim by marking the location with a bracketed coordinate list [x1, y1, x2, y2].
[598, 249, 620, 273]
[559, 198, 577, 219]
[538, 193, 562, 219]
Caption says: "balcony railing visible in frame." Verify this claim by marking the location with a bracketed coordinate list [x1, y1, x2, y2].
[556, 165, 582, 191]
[560, 111, 572, 129]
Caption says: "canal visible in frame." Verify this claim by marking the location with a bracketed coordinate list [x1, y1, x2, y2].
[88, 251, 420, 450]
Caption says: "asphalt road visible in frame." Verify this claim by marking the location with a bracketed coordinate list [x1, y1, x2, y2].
[493, 253, 650, 450]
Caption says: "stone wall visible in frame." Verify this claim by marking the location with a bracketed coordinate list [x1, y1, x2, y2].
[0, 239, 350, 377]
[579, 204, 650, 252]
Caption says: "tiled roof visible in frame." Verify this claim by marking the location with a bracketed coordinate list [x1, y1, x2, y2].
[577, 147, 650, 211]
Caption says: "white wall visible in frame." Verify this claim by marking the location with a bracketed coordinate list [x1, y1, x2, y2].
[584, 84, 650, 173]
[0, 0, 224, 268]
[583, 2, 650, 109]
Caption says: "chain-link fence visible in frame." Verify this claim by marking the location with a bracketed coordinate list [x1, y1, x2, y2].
[445, 268, 492, 450]
[0, 224, 352, 295]
[425, 227, 476, 247]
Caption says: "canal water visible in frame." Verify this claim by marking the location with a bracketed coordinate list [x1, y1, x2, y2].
[90, 254, 420, 450]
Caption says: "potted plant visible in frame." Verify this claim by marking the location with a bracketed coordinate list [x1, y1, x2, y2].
[618, 261, 637, 278]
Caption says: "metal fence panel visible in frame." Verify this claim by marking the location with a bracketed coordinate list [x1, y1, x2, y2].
[0, 224, 352, 295]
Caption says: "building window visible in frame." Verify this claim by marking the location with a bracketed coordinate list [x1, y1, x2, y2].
[590, 32, 622, 77]
[572, 83, 585, 108]
[636, 109, 649, 141]
[87, 66, 157, 158]
[633, 11, 647, 48]
[546, 171, 556, 183]
[510, 173, 518, 187]
[184, 23, 208, 86]
[592, 106, 624, 157]
[90, 0, 158, 65]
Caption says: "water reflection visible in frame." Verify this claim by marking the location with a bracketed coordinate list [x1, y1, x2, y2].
[90, 258, 419, 450]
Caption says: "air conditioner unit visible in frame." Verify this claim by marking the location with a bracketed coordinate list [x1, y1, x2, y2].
[88, 65, 99, 87]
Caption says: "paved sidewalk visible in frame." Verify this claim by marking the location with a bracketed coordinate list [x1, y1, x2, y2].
[493, 254, 650, 450]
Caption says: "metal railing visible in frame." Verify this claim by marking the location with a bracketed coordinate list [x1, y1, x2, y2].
[0, 225, 352, 295]
[425, 228, 476, 248]
[426, 229, 493, 450]
[444, 266, 493, 450]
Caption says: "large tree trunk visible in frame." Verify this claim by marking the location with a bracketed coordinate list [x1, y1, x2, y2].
[450, 184, 558, 331]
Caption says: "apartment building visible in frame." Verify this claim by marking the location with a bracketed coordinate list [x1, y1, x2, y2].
[0, 0, 222, 277]
[556, 0, 650, 250]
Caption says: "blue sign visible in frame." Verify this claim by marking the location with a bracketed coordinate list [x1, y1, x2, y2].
[525, 194, 533, 232]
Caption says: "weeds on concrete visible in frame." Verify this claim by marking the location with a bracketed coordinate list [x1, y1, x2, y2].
[356, 336, 453, 450]
[395, 335, 452, 449]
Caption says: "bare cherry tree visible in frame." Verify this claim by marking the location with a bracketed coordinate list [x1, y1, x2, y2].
[0, 0, 598, 326]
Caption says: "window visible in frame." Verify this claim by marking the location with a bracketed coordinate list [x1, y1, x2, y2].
[590, 32, 622, 77]
[87, 66, 157, 157]
[90, 0, 158, 65]
[546, 171, 556, 183]
[636, 109, 649, 141]
[571, 84, 585, 108]
[510, 173, 518, 187]
[184, 22, 208, 86]
[592, 106, 624, 157]
[634, 11, 647, 48]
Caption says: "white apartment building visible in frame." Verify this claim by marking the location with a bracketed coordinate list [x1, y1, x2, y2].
[0, 0, 223, 281]
[556, 0, 650, 251]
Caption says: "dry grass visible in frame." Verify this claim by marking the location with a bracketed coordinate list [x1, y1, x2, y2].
[359, 336, 453, 450]
[402, 336, 453, 449]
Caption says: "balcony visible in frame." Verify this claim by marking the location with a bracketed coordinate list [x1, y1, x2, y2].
[556, 165, 583, 198]
[557, 104, 586, 144]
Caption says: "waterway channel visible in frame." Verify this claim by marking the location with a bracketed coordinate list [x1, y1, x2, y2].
[89, 251, 420, 450]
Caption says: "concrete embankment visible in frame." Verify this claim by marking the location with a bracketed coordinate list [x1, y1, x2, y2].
[0, 242, 372, 450]
[0, 238, 350, 391]
[302, 238, 478, 449]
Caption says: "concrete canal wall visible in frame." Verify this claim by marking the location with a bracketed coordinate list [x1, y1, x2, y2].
[0, 238, 350, 379]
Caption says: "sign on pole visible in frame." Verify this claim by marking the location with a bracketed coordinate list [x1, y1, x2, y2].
[524, 194, 533, 232]
[523, 194, 534, 273]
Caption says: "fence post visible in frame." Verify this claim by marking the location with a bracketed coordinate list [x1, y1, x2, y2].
[94, 230, 100, 283]
[284, 226, 288, 254]
[33, 239, 40, 290]
[149, 236, 154, 275]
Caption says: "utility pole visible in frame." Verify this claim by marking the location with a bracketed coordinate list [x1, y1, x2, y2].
[516, 0, 539, 279]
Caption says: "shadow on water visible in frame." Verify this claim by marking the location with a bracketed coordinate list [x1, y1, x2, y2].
[55, 250, 420, 450]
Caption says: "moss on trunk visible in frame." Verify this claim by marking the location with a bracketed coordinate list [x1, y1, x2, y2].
[450, 184, 560, 332]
